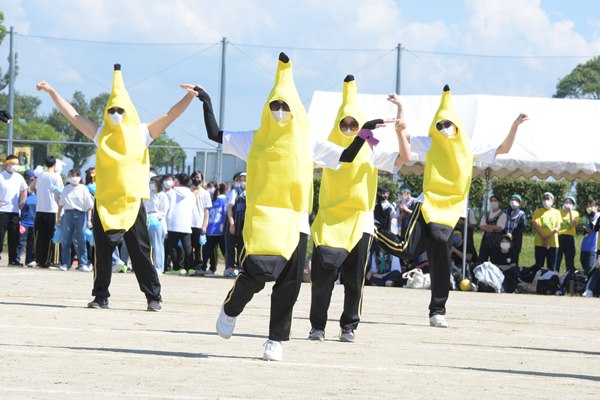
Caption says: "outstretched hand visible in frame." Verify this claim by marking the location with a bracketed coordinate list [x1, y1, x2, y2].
[35, 81, 54, 93]
[180, 84, 201, 95]
[362, 118, 396, 130]
[514, 113, 529, 125]
[387, 93, 402, 107]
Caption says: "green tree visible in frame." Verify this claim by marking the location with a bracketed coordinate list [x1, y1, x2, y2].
[0, 12, 17, 91]
[554, 56, 600, 99]
[0, 92, 44, 122]
[12, 121, 63, 167]
[46, 91, 108, 169]
[149, 134, 186, 173]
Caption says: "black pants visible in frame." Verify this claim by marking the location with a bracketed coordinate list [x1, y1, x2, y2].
[223, 233, 308, 341]
[376, 203, 452, 316]
[310, 233, 372, 331]
[202, 235, 226, 272]
[225, 231, 244, 269]
[34, 211, 56, 266]
[0, 212, 20, 263]
[191, 227, 203, 267]
[167, 231, 193, 271]
[92, 201, 161, 301]
[557, 234, 576, 271]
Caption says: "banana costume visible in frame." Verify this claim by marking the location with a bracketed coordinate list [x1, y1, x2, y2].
[243, 55, 313, 272]
[95, 64, 150, 232]
[311, 76, 375, 256]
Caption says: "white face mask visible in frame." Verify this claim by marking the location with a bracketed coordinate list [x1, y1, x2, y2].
[510, 200, 520, 210]
[163, 180, 173, 189]
[109, 113, 124, 126]
[500, 242, 511, 251]
[149, 184, 155, 193]
[271, 110, 292, 124]
[68, 176, 81, 185]
[563, 203, 573, 210]
[543, 200, 553, 209]
[490, 201, 499, 210]
[439, 125, 455, 137]
[240, 181, 246, 189]
[6, 164, 17, 173]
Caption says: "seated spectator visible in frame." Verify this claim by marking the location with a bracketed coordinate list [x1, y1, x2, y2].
[478, 194, 506, 263]
[451, 229, 476, 269]
[490, 233, 519, 293]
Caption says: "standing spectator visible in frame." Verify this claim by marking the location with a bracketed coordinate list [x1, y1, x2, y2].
[144, 175, 168, 274]
[200, 183, 228, 275]
[165, 173, 195, 275]
[85, 167, 96, 195]
[190, 170, 211, 270]
[0, 155, 28, 266]
[17, 172, 37, 267]
[478, 194, 506, 263]
[581, 200, 599, 272]
[504, 194, 526, 266]
[397, 187, 417, 240]
[556, 196, 579, 272]
[532, 192, 561, 271]
[224, 172, 246, 277]
[57, 169, 94, 272]
[33, 155, 64, 268]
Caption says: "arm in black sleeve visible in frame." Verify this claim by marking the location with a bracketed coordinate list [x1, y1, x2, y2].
[194, 86, 222, 144]
[338, 118, 384, 163]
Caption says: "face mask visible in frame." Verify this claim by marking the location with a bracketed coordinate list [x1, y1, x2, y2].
[163, 180, 173, 189]
[490, 201, 499, 210]
[271, 110, 292, 124]
[208, 188, 215, 194]
[191, 178, 201, 187]
[240, 182, 246, 189]
[68, 177, 81, 185]
[563, 203, 572, 211]
[233, 182, 240, 188]
[149, 184, 155, 193]
[587, 207, 593, 214]
[439, 125, 455, 137]
[109, 112, 124, 126]
[510, 200, 520, 210]
[6, 164, 17, 173]
[500, 242, 511, 250]
[543, 200, 553, 209]
[451, 236, 461, 246]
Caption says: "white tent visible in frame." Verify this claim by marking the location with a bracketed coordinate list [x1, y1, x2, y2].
[308, 90, 600, 180]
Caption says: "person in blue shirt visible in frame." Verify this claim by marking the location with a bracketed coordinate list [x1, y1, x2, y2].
[199, 183, 228, 275]
[17, 172, 37, 266]
[581, 200, 599, 272]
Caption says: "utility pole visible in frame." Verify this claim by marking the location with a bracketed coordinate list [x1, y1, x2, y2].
[395, 43, 402, 95]
[7, 27, 16, 155]
[216, 37, 227, 183]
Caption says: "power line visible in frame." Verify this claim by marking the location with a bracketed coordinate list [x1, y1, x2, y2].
[19, 33, 218, 47]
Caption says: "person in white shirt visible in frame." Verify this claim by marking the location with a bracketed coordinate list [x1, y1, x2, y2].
[57, 169, 94, 271]
[190, 170, 211, 271]
[165, 173, 196, 275]
[144, 174, 168, 274]
[224, 171, 245, 277]
[32, 155, 64, 268]
[0, 154, 28, 266]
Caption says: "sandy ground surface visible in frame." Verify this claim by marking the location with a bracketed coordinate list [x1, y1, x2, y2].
[0, 264, 599, 400]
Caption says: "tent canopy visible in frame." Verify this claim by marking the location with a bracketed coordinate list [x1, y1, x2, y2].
[308, 90, 600, 180]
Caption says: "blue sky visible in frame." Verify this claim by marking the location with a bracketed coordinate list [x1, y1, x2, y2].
[2, 0, 599, 165]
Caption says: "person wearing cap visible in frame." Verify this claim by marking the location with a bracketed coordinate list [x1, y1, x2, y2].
[36, 65, 197, 310]
[557, 196, 579, 272]
[31, 155, 64, 268]
[490, 233, 519, 292]
[531, 192, 562, 271]
[504, 194, 527, 266]
[478, 194, 507, 263]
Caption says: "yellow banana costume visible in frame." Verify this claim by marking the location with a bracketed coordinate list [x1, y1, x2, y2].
[95, 65, 150, 232]
[422, 86, 474, 228]
[243, 56, 313, 261]
[311, 77, 375, 254]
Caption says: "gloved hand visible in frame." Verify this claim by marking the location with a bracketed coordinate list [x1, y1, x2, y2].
[0, 110, 12, 124]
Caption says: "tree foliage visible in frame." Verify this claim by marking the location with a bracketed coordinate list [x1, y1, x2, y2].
[46, 91, 108, 169]
[12, 121, 63, 167]
[149, 134, 186, 173]
[0, 11, 14, 91]
[554, 56, 600, 99]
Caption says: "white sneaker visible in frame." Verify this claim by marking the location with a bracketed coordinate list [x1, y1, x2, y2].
[59, 264, 68, 272]
[262, 340, 282, 361]
[582, 289, 593, 297]
[429, 314, 449, 328]
[216, 306, 236, 339]
[26, 261, 37, 268]
[111, 260, 125, 273]
[78, 264, 93, 272]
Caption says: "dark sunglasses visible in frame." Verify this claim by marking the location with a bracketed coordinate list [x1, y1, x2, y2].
[108, 107, 125, 115]
[435, 120, 452, 131]
[339, 120, 359, 131]
[269, 101, 290, 112]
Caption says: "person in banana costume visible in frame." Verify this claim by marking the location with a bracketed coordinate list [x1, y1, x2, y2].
[308, 75, 409, 343]
[375, 84, 528, 327]
[191, 52, 388, 361]
[36, 64, 198, 311]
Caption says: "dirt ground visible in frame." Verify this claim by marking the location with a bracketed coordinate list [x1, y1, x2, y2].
[0, 264, 599, 400]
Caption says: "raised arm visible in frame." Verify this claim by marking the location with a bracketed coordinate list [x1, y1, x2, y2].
[188, 85, 223, 144]
[387, 93, 410, 166]
[496, 113, 529, 156]
[147, 87, 198, 139]
[36, 81, 98, 140]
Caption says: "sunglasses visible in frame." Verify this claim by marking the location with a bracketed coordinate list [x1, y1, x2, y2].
[435, 120, 453, 131]
[108, 107, 125, 115]
[269, 101, 290, 112]
[339, 120, 359, 131]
